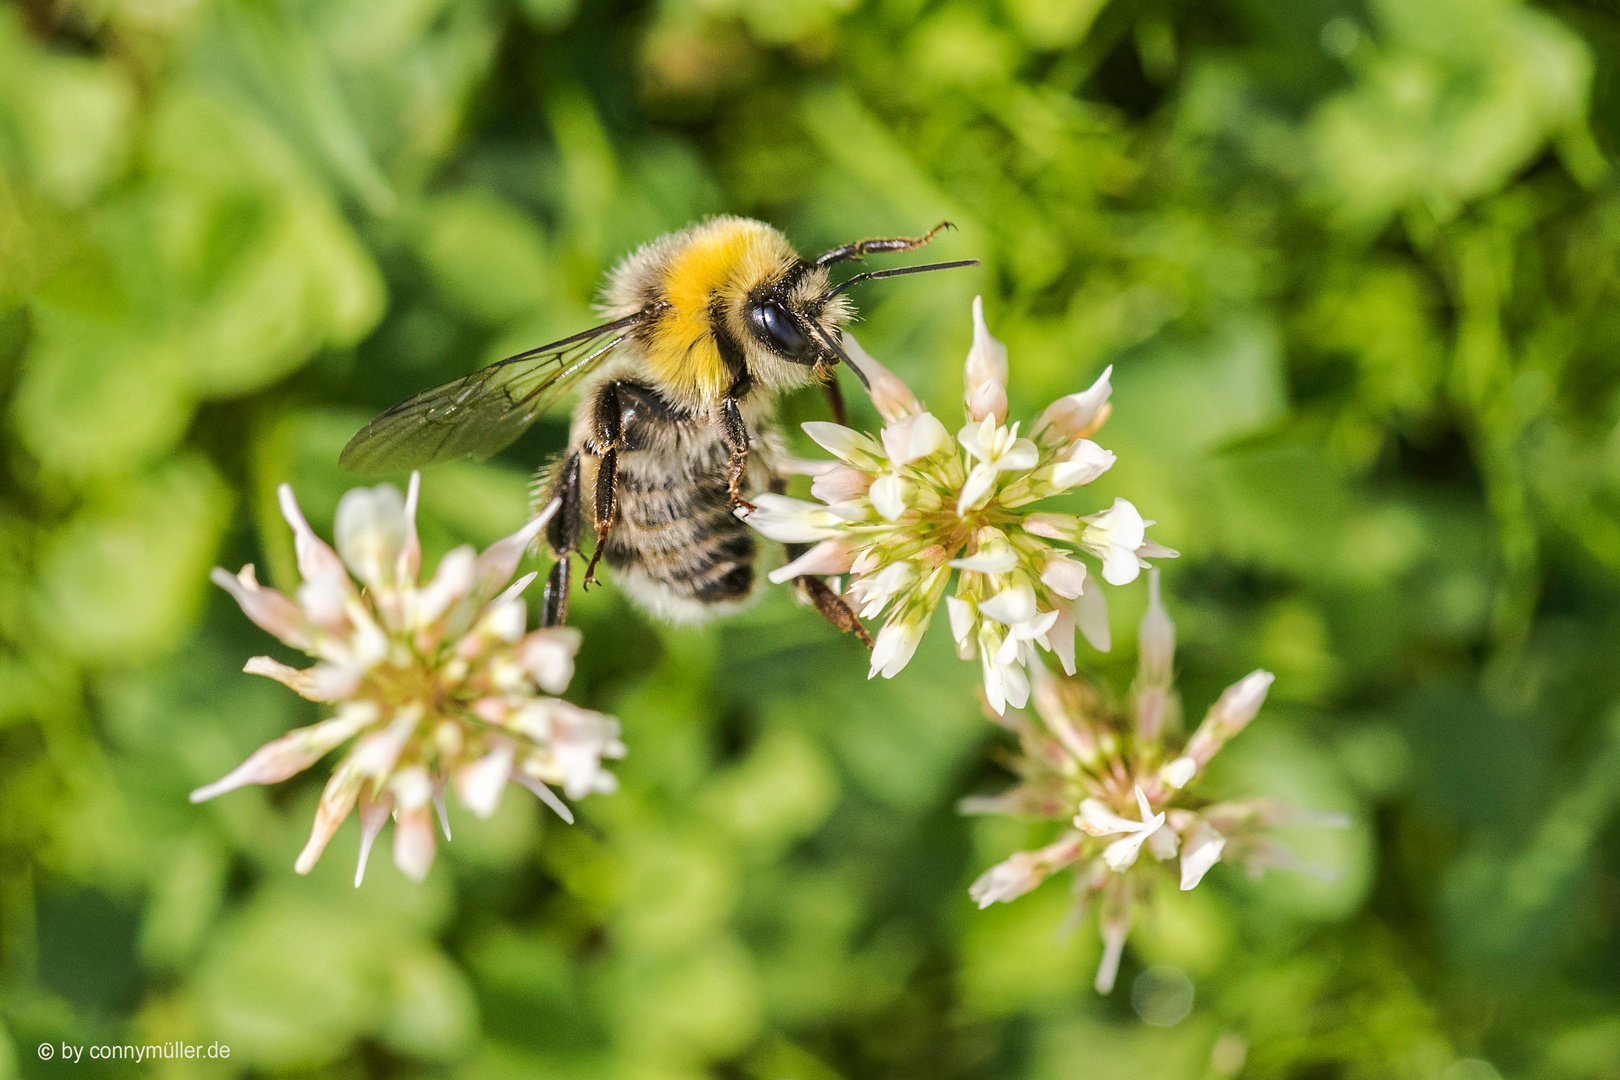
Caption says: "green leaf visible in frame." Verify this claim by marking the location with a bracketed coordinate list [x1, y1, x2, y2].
[34, 455, 233, 663]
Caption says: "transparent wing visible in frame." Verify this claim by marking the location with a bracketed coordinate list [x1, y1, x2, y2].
[340, 310, 650, 473]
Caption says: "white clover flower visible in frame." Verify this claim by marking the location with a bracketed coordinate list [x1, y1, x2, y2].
[196, 474, 624, 884]
[739, 297, 1175, 711]
[962, 571, 1348, 993]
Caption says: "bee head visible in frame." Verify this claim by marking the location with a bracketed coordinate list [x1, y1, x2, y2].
[742, 264, 851, 362]
[739, 251, 976, 392]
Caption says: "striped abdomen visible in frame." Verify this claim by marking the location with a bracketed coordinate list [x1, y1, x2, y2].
[581, 379, 760, 622]
[604, 451, 756, 610]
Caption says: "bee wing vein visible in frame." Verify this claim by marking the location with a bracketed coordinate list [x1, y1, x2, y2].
[340, 310, 651, 473]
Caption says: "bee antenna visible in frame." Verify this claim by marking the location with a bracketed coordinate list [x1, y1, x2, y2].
[824, 258, 979, 299]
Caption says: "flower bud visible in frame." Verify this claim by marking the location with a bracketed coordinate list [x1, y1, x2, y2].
[963, 297, 1009, 424]
[966, 378, 1008, 425]
[844, 332, 922, 421]
[1184, 670, 1274, 766]
[1161, 756, 1197, 789]
[1035, 365, 1112, 447]
[811, 465, 872, 504]
[1137, 568, 1175, 688]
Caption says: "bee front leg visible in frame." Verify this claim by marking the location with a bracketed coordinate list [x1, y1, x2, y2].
[721, 394, 754, 512]
[541, 451, 583, 628]
[582, 382, 625, 589]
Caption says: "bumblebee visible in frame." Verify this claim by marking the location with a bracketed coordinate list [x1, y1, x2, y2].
[341, 216, 973, 636]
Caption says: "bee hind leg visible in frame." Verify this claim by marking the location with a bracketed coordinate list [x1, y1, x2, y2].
[541, 451, 583, 627]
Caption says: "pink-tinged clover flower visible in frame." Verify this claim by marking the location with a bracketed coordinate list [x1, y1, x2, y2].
[195, 475, 623, 884]
[740, 297, 1175, 713]
[962, 571, 1349, 993]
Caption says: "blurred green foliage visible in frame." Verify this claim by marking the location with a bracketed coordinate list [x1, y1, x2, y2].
[3, 0, 1620, 1077]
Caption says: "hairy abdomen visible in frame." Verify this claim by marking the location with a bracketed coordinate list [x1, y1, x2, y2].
[577, 379, 760, 623]
[606, 456, 756, 620]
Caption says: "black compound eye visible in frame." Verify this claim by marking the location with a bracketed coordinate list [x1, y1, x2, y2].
[748, 300, 811, 359]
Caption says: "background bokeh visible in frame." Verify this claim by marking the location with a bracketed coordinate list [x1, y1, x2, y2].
[3, 0, 1620, 1076]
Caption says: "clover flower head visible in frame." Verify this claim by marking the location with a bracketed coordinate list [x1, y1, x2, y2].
[195, 474, 623, 884]
[741, 297, 1176, 713]
[961, 570, 1349, 993]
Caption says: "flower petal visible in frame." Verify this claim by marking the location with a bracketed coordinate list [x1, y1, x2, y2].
[945, 595, 978, 644]
[956, 463, 999, 516]
[190, 705, 375, 803]
[768, 539, 856, 584]
[844, 332, 922, 421]
[881, 411, 952, 466]
[210, 566, 311, 649]
[1179, 820, 1227, 890]
[455, 739, 516, 819]
[739, 493, 846, 543]
[869, 617, 924, 679]
[472, 498, 559, 600]
[869, 473, 915, 521]
[354, 785, 393, 888]
[391, 803, 437, 882]
[1076, 582, 1111, 652]
[279, 483, 348, 586]
[294, 764, 364, 874]
[511, 771, 576, 823]
[803, 421, 884, 465]
[1046, 440, 1116, 489]
[335, 482, 409, 591]
[1161, 756, 1197, 789]
[978, 583, 1037, 626]
[1040, 551, 1087, 599]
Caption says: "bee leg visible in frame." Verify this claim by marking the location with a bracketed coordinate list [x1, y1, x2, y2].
[813, 221, 954, 267]
[721, 395, 755, 512]
[541, 451, 583, 627]
[582, 383, 625, 590]
[786, 540, 873, 648]
[801, 572, 874, 648]
[821, 371, 848, 426]
[582, 448, 618, 588]
[768, 476, 872, 648]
